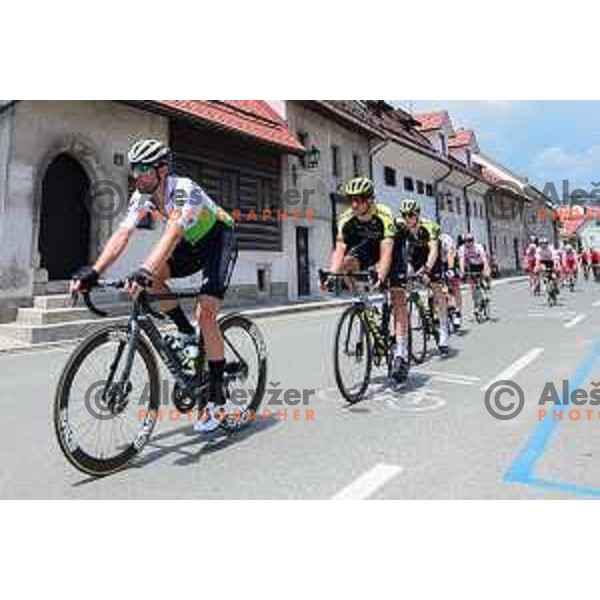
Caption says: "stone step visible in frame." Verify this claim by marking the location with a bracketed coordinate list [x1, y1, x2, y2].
[17, 303, 132, 325]
[33, 290, 128, 310]
[0, 316, 131, 345]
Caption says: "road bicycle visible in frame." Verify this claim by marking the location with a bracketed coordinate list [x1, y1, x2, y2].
[319, 269, 396, 404]
[54, 279, 267, 477]
[404, 275, 441, 364]
[540, 268, 559, 307]
[464, 270, 491, 323]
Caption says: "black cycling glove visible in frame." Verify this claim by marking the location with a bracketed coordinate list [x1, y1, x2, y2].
[128, 267, 154, 288]
[72, 266, 99, 291]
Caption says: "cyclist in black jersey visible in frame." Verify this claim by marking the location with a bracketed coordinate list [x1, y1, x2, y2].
[324, 177, 395, 288]
[389, 199, 452, 381]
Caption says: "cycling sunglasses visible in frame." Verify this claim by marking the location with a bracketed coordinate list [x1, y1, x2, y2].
[130, 163, 156, 176]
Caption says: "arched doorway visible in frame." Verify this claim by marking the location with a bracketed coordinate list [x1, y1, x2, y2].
[39, 154, 91, 280]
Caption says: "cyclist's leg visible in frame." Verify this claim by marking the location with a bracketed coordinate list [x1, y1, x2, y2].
[194, 227, 237, 427]
[388, 240, 410, 379]
[432, 281, 449, 343]
[157, 249, 196, 334]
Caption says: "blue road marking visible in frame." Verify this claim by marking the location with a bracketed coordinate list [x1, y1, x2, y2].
[504, 338, 600, 495]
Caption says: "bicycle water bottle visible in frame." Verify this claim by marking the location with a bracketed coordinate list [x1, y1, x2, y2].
[181, 343, 199, 377]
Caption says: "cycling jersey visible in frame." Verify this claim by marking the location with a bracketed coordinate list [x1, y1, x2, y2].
[439, 233, 455, 266]
[390, 217, 443, 286]
[536, 246, 559, 264]
[525, 243, 537, 258]
[394, 217, 440, 266]
[459, 242, 487, 266]
[337, 203, 395, 267]
[120, 176, 234, 244]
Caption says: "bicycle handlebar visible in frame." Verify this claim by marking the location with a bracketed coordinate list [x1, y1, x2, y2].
[73, 278, 175, 320]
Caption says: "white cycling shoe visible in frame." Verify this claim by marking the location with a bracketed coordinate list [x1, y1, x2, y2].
[193, 403, 223, 434]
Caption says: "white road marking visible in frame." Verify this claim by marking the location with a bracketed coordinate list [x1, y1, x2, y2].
[564, 314, 587, 329]
[331, 463, 403, 500]
[431, 377, 475, 386]
[593, 300, 600, 308]
[479, 347, 544, 392]
[415, 369, 480, 382]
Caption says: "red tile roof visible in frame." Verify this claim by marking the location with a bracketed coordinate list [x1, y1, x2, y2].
[414, 110, 450, 131]
[449, 129, 474, 148]
[157, 100, 305, 154]
[560, 217, 587, 236]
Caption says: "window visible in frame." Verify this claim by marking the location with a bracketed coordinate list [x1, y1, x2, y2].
[456, 197, 461, 214]
[384, 166, 396, 187]
[353, 153, 362, 177]
[466, 199, 471, 216]
[416, 180, 425, 195]
[331, 145, 340, 177]
[447, 197, 454, 212]
[439, 133, 447, 156]
[426, 183, 433, 197]
[466, 149, 472, 168]
[404, 176, 414, 192]
[493, 236, 497, 250]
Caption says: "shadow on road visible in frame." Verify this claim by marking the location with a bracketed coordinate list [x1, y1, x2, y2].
[69, 416, 281, 485]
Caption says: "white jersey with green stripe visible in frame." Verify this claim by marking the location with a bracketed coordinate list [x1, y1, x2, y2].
[120, 176, 234, 244]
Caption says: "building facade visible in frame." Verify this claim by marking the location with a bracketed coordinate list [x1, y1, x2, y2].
[0, 100, 303, 322]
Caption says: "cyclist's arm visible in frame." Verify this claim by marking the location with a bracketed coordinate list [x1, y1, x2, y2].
[329, 240, 347, 274]
[377, 238, 394, 280]
[93, 226, 133, 275]
[140, 222, 184, 274]
[425, 240, 438, 271]
[459, 251, 465, 276]
[481, 248, 491, 277]
[446, 247, 456, 270]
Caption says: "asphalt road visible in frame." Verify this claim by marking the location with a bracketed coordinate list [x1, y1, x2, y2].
[1, 276, 600, 499]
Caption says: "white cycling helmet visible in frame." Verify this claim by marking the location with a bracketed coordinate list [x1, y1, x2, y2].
[127, 139, 170, 165]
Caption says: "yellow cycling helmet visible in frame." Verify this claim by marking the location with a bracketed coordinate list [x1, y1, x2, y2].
[344, 177, 374, 198]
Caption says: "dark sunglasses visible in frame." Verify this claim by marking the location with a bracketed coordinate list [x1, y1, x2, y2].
[130, 163, 156, 176]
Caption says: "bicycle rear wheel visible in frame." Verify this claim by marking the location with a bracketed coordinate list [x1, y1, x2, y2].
[218, 314, 268, 430]
[54, 325, 161, 477]
[334, 306, 372, 403]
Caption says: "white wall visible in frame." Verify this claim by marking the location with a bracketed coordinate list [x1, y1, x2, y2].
[373, 142, 437, 220]
[1, 101, 168, 298]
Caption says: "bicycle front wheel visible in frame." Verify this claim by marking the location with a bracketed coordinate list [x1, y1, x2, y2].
[54, 325, 161, 477]
[334, 306, 372, 404]
[408, 296, 427, 364]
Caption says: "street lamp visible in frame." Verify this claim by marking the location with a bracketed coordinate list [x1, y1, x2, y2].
[306, 145, 321, 169]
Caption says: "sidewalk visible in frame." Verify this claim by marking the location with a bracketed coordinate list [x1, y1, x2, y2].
[0, 275, 527, 355]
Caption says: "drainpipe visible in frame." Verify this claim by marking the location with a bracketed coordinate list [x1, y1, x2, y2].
[0, 101, 18, 117]
[463, 175, 478, 234]
[485, 185, 495, 260]
[433, 164, 453, 225]
[368, 137, 389, 184]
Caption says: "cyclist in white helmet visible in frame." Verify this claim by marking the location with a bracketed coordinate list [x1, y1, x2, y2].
[70, 139, 237, 434]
